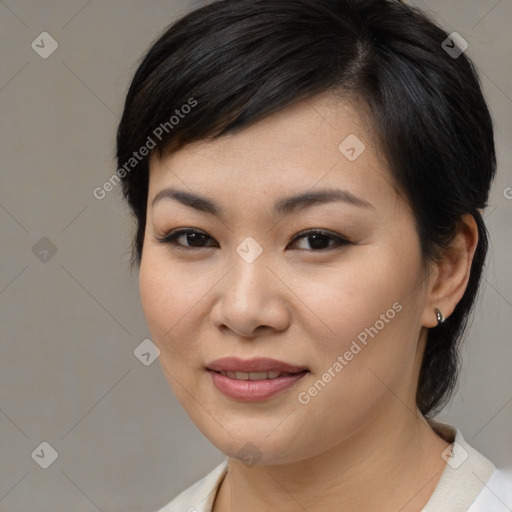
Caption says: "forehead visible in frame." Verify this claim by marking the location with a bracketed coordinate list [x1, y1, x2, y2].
[147, 93, 393, 209]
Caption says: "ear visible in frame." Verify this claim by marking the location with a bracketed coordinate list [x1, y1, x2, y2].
[421, 214, 479, 328]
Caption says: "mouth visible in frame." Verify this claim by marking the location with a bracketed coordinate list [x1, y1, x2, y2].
[211, 370, 308, 380]
[205, 357, 310, 401]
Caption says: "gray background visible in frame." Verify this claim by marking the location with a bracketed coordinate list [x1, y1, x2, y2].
[0, 0, 510, 510]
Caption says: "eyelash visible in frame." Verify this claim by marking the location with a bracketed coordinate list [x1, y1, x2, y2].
[154, 228, 352, 252]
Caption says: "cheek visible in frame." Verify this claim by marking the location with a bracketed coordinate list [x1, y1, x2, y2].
[138, 256, 202, 408]
[139, 259, 169, 338]
[292, 243, 426, 416]
[139, 254, 190, 353]
[289, 244, 422, 356]
[138, 250, 219, 365]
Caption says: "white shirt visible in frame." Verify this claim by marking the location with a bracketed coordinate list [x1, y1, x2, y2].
[157, 422, 512, 511]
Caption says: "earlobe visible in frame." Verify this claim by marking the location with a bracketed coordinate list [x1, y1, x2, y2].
[421, 214, 479, 328]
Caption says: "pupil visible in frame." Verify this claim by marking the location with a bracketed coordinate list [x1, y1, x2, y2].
[188, 233, 206, 247]
[309, 234, 329, 250]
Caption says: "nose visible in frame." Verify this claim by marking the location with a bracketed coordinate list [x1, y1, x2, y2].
[210, 254, 291, 339]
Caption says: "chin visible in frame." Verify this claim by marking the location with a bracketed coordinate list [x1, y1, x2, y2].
[185, 408, 321, 466]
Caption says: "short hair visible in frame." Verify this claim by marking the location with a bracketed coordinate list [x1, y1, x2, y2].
[116, 0, 496, 417]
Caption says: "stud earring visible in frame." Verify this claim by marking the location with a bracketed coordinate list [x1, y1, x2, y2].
[434, 308, 445, 326]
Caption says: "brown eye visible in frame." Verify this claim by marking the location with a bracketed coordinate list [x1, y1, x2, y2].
[288, 230, 351, 251]
[155, 229, 218, 249]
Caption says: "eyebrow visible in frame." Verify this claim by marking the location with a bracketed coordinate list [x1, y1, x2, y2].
[151, 187, 374, 218]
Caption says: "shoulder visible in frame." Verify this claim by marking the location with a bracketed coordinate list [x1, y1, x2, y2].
[156, 459, 228, 512]
[468, 468, 512, 512]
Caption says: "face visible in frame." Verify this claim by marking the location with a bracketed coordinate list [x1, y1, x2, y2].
[139, 93, 432, 465]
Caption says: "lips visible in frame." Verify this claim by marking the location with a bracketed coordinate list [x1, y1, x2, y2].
[206, 358, 309, 401]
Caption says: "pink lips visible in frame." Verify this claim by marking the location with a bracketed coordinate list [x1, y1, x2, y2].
[206, 357, 309, 401]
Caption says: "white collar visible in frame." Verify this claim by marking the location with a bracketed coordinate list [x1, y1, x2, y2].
[422, 419, 495, 511]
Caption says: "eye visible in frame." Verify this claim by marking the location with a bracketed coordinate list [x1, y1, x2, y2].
[287, 229, 351, 251]
[155, 228, 218, 250]
[155, 228, 351, 252]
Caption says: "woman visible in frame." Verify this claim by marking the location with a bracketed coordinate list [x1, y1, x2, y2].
[116, 0, 511, 510]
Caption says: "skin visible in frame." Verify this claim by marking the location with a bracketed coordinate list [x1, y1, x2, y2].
[139, 92, 479, 511]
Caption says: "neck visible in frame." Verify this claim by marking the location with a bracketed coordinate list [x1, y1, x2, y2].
[213, 409, 450, 512]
